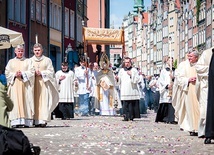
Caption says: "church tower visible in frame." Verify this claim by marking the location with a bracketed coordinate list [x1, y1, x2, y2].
[133, 0, 145, 13]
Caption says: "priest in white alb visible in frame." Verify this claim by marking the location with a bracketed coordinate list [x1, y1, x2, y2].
[177, 49, 200, 136]
[195, 47, 213, 138]
[5, 45, 35, 128]
[31, 43, 59, 127]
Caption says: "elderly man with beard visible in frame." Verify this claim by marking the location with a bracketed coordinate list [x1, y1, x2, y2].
[5, 45, 35, 128]
[30, 43, 59, 127]
[115, 57, 141, 121]
[55, 62, 78, 119]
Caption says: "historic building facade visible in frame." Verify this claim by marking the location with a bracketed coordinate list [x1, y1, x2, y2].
[1, 0, 107, 71]
[122, 0, 214, 75]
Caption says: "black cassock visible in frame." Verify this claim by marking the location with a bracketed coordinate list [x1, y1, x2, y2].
[205, 51, 214, 138]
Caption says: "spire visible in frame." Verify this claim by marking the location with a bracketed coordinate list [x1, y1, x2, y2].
[133, 0, 145, 13]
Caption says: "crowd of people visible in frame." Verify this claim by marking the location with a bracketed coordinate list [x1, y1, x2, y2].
[1, 44, 214, 145]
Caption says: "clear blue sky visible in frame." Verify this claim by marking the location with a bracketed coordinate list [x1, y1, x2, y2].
[110, 0, 151, 28]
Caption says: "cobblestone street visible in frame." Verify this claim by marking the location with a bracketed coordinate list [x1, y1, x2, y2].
[20, 111, 214, 155]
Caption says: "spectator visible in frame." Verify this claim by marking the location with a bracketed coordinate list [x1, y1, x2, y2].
[0, 82, 13, 127]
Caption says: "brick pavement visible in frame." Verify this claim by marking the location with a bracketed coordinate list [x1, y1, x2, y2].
[20, 111, 214, 155]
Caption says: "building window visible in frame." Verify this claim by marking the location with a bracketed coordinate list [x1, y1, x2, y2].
[52, 4, 57, 28]
[114, 54, 120, 60]
[36, 0, 41, 22]
[193, 34, 195, 47]
[15, 0, 21, 23]
[50, 2, 61, 31]
[70, 10, 75, 39]
[65, 8, 69, 37]
[57, 6, 62, 30]
[31, 0, 35, 20]
[77, 15, 83, 42]
[185, 42, 188, 53]
[188, 28, 192, 39]
[207, 9, 211, 26]
[42, 0, 47, 25]
[20, 0, 26, 24]
[8, 0, 14, 20]
[153, 50, 156, 62]
[147, 54, 149, 63]
[193, 16, 195, 27]
[203, 29, 205, 44]
[8, 0, 26, 24]
[32, 0, 46, 24]
[169, 17, 174, 27]
[49, 3, 52, 27]
[150, 49, 154, 61]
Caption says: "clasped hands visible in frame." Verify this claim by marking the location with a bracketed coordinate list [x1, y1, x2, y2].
[15, 70, 22, 78]
[35, 70, 42, 76]
[188, 77, 196, 84]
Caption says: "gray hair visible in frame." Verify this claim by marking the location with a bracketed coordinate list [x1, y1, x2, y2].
[15, 44, 24, 50]
[188, 49, 199, 57]
[33, 43, 43, 50]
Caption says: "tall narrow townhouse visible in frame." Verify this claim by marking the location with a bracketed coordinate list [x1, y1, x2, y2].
[141, 12, 148, 74]
[147, 0, 158, 76]
[178, 0, 189, 62]
[168, 0, 180, 64]
[155, 0, 164, 74]
[161, 0, 170, 65]
[145, 8, 151, 75]
[133, 0, 145, 68]
[123, 12, 135, 61]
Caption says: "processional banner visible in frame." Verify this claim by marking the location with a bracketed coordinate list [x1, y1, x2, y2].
[83, 27, 124, 44]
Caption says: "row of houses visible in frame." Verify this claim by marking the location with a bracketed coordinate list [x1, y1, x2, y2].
[116, 0, 214, 76]
[0, 0, 110, 71]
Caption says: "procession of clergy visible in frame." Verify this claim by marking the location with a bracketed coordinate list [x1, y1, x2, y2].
[1, 43, 214, 144]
